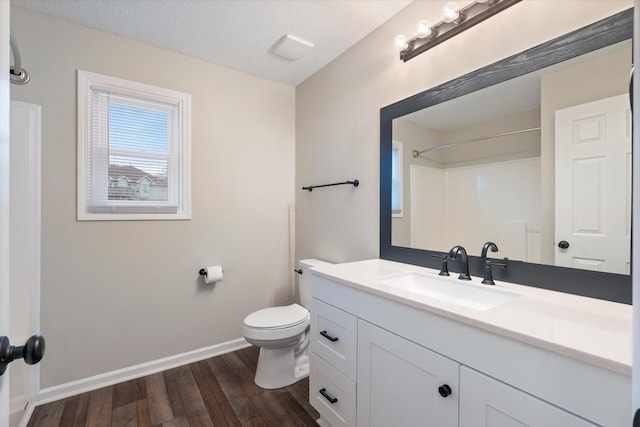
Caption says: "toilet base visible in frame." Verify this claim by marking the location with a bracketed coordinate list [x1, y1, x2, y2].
[254, 346, 309, 389]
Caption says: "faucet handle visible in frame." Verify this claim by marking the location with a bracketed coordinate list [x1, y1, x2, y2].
[431, 254, 449, 276]
[481, 260, 507, 285]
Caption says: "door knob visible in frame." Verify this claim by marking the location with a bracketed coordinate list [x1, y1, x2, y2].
[558, 240, 570, 249]
[0, 334, 45, 376]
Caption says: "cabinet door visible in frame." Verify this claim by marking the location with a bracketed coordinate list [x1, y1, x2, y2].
[459, 367, 598, 427]
[357, 320, 459, 427]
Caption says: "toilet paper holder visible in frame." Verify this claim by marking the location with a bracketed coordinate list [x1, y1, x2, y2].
[198, 266, 224, 284]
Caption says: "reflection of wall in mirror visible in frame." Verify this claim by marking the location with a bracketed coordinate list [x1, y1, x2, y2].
[391, 120, 440, 247]
[439, 109, 541, 168]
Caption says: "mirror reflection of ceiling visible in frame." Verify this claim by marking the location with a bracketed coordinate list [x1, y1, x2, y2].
[403, 72, 540, 131]
[402, 41, 627, 131]
[391, 39, 631, 275]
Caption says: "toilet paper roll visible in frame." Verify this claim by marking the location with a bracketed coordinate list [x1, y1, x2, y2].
[203, 265, 223, 284]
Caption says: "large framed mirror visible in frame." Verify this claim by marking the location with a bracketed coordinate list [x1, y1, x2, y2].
[380, 8, 632, 304]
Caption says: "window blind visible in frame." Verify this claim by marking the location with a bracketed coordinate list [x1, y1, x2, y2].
[87, 87, 181, 214]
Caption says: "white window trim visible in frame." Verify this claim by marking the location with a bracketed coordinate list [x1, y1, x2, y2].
[392, 140, 403, 218]
[77, 70, 191, 221]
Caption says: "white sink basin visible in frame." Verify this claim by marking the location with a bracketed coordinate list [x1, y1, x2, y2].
[376, 272, 519, 311]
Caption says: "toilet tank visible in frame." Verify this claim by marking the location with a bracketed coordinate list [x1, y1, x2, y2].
[298, 258, 333, 308]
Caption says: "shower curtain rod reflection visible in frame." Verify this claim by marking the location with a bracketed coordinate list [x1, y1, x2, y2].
[10, 30, 30, 85]
[411, 127, 541, 158]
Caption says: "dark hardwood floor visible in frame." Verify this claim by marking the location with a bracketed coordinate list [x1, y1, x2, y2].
[27, 346, 320, 426]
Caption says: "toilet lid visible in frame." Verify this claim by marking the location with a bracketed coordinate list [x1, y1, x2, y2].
[244, 304, 309, 329]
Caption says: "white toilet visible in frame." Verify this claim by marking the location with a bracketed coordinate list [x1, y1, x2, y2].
[243, 259, 331, 389]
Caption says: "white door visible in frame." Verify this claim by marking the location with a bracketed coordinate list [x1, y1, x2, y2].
[357, 320, 459, 427]
[7, 101, 41, 427]
[555, 94, 631, 274]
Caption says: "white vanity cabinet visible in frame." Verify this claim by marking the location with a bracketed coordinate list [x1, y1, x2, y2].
[459, 367, 597, 427]
[357, 320, 459, 427]
[309, 264, 631, 427]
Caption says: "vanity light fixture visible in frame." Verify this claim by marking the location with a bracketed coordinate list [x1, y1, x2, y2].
[416, 20, 434, 38]
[442, 2, 463, 24]
[394, 0, 521, 62]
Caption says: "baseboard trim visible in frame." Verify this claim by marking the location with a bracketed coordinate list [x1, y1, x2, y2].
[16, 402, 35, 427]
[35, 337, 250, 406]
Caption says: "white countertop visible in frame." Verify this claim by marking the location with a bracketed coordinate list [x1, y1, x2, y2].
[311, 259, 632, 376]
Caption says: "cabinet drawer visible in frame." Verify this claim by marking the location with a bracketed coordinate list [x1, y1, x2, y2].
[310, 352, 356, 427]
[311, 298, 358, 380]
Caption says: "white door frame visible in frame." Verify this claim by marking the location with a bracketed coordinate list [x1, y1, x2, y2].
[9, 101, 41, 426]
[0, 1, 12, 426]
[632, 0, 640, 420]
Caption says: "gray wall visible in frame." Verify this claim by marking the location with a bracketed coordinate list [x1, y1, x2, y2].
[295, 0, 632, 262]
[11, 6, 295, 388]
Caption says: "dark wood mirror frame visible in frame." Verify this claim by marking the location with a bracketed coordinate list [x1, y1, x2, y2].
[380, 8, 633, 304]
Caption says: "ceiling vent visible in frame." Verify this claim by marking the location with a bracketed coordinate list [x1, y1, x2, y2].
[272, 34, 314, 61]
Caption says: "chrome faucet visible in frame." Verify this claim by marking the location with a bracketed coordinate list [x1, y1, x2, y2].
[448, 246, 471, 280]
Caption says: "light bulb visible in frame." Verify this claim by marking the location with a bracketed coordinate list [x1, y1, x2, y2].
[442, 1, 461, 23]
[416, 20, 433, 38]
[393, 34, 409, 50]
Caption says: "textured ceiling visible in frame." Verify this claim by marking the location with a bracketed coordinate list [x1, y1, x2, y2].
[12, 0, 413, 86]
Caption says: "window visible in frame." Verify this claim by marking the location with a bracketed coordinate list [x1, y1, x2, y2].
[391, 141, 403, 217]
[77, 70, 191, 220]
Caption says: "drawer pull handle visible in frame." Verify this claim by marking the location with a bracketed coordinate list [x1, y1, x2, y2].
[438, 384, 452, 398]
[320, 330, 339, 342]
[319, 388, 338, 404]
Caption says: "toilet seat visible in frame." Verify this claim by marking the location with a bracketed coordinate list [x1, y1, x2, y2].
[243, 304, 310, 342]
[244, 303, 309, 330]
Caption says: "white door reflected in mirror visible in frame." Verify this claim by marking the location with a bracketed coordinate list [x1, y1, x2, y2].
[555, 94, 631, 275]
